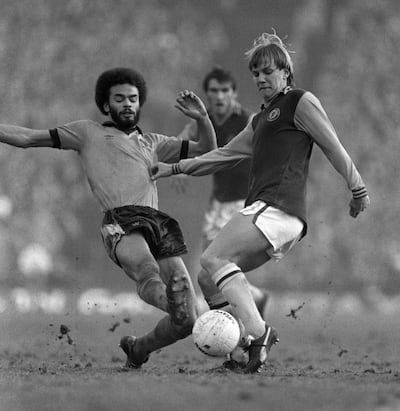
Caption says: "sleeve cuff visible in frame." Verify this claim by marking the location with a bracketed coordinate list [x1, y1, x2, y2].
[352, 187, 368, 199]
[172, 163, 182, 175]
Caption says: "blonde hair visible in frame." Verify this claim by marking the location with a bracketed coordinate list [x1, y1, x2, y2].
[245, 31, 294, 85]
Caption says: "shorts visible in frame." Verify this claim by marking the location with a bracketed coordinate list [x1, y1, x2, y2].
[240, 200, 305, 261]
[101, 205, 187, 267]
[203, 199, 245, 242]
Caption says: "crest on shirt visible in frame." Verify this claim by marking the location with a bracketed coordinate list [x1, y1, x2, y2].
[267, 108, 280, 122]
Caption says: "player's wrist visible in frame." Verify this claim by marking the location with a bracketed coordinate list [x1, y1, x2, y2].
[352, 186, 368, 200]
[195, 112, 209, 122]
[172, 163, 182, 175]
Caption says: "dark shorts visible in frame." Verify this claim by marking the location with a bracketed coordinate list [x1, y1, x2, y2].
[101, 205, 187, 267]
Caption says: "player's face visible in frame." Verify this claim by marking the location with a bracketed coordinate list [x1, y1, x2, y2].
[251, 60, 289, 103]
[104, 84, 141, 128]
[205, 79, 237, 117]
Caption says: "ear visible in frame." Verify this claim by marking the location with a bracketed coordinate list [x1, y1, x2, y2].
[103, 102, 110, 114]
[283, 69, 290, 79]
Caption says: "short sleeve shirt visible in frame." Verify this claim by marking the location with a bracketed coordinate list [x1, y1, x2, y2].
[54, 120, 185, 211]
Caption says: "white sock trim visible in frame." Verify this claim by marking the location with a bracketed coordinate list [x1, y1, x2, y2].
[211, 262, 242, 288]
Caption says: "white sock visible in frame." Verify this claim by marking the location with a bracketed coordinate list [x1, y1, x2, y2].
[248, 283, 264, 301]
[211, 263, 265, 339]
[205, 292, 231, 311]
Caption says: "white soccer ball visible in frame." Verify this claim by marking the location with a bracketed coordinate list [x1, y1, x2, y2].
[192, 310, 241, 357]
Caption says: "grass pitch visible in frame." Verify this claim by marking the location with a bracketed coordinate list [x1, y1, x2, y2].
[0, 293, 399, 411]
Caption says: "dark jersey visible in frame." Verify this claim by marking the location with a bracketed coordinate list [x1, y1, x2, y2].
[246, 89, 312, 222]
[178, 88, 366, 236]
[210, 106, 252, 202]
[179, 104, 252, 202]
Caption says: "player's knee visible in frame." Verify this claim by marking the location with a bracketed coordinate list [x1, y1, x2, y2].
[139, 260, 160, 277]
[200, 251, 223, 276]
[135, 260, 160, 294]
[168, 265, 189, 282]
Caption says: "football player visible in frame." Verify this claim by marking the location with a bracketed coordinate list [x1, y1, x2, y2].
[0, 67, 217, 368]
[152, 32, 370, 373]
[177, 66, 269, 323]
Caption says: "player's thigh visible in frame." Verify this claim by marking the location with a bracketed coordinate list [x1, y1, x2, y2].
[203, 212, 271, 271]
[115, 232, 159, 281]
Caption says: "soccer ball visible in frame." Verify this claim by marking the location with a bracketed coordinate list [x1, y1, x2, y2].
[192, 310, 241, 357]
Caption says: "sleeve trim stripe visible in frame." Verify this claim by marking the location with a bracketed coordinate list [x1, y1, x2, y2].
[49, 128, 61, 149]
[352, 187, 368, 199]
[172, 163, 182, 175]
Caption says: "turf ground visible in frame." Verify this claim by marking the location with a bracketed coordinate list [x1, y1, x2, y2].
[0, 292, 400, 411]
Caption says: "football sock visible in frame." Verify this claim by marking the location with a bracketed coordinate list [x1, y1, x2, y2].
[136, 315, 189, 357]
[211, 262, 265, 339]
[136, 277, 169, 312]
[204, 292, 231, 311]
[205, 284, 268, 318]
[197, 268, 231, 310]
[248, 284, 269, 317]
[248, 284, 264, 301]
[200, 270, 268, 319]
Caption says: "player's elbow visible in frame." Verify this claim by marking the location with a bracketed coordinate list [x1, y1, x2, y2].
[189, 142, 215, 157]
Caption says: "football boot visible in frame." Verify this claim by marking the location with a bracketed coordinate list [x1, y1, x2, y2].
[244, 325, 279, 374]
[119, 336, 149, 369]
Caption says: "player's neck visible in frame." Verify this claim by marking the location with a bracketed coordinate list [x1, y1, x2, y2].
[103, 120, 142, 135]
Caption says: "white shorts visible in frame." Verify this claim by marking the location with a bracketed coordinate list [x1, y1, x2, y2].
[202, 199, 245, 242]
[240, 200, 304, 261]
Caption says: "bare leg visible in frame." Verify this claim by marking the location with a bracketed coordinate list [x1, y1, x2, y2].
[116, 233, 169, 311]
[116, 234, 196, 366]
[200, 212, 271, 339]
[199, 237, 270, 317]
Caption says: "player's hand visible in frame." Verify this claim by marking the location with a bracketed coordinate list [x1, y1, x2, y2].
[151, 162, 173, 180]
[175, 90, 207, 120]
[170, 175, 188, 194]
[349, 195, 370, 218]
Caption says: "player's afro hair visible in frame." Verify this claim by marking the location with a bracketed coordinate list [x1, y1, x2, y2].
[95, 67, 147, 115]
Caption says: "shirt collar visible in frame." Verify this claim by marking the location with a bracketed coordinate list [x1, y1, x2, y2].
[260, 86, 292, 110]
[102, 121, 143, 135]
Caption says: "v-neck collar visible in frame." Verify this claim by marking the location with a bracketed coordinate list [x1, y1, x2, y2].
[260, 86, 292, 111]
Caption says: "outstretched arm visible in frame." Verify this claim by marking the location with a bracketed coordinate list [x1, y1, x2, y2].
[0, 125, 53, 148]
[295, 92, 370, 218]
[152, 120, 253, 180]
[175, 90, 216, 156]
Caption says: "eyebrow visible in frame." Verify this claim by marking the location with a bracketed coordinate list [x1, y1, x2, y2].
[209, 86, 231, 91]
[113, 92, 139, 98]
[252, 65, 277, 72]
